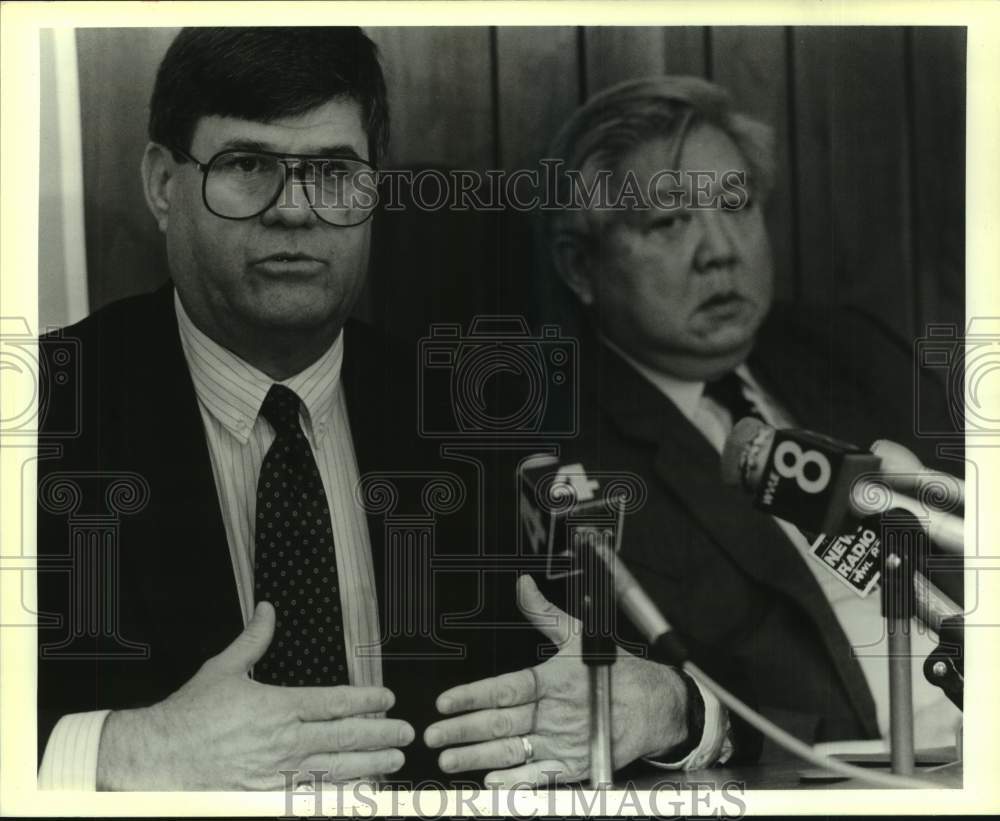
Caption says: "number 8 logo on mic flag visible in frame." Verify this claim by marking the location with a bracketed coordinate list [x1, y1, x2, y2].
[773, 440, 832, 494]
[755, 428, 882, 535]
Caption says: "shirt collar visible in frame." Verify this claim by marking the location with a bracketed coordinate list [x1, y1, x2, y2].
[174, 291, 344, 445]
[600, 335, 756, 423]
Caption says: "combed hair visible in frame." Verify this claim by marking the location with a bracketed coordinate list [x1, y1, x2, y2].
[545, 75, 775, 245]
[149, 27, 389, 164]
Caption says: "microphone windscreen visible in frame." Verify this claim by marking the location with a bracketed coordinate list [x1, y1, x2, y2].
[870, 438, 924, 473]
[721, 416, 767, 486]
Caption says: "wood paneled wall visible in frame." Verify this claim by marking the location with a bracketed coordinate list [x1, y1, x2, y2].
[73, 26, 965, 344]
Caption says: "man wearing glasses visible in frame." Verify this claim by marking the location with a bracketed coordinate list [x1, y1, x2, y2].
[36, 27, 430, 791]
[38, 25, 710, 793]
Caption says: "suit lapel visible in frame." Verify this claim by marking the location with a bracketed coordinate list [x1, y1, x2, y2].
[596, 340, 878, 736]
[749, 309, 836, 433]
[340, 321, 389, 606]
[597, 342, 821, 603]
[132, 285, 244, 667]
[749, 310, 882, 454]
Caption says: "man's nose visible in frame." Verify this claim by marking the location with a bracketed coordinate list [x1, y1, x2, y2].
[693, 210, 737, 272]
[260, 169, 318, 228]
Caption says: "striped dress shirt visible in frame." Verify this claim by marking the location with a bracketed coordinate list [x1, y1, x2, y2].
[39, 293, 382, 788]
[174, 293, 382, 687]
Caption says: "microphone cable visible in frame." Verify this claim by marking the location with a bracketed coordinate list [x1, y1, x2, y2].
[679, 658, 940, 789]
[603, 542, 945, 787]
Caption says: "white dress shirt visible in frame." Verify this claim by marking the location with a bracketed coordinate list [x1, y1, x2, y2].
[39, 294, 381, 788]
[606, 338, 961, 761]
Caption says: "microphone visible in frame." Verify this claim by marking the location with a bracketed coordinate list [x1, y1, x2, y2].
[721, 419, 961, 632]
[721, 418, 963, 556]
[518, 455, 687, 664]
[870, 439, 965, 510]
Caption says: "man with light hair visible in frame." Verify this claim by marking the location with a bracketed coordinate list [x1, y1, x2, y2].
[426, 75, 962, 776]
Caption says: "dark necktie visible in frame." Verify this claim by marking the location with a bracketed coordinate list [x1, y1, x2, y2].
[253, 384, 348, 686]
[703, 370, 764, 428]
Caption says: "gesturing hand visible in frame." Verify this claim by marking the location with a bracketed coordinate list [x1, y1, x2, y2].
[96, 602, 414, 790]
[424, 575, 691, 787]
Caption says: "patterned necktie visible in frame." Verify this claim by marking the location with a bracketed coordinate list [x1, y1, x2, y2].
[253, 384, 348, 686]
[703, 370, 764, 428]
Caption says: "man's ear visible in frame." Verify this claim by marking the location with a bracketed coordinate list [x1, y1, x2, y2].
[551, 233, 596, 307]
[141, 142, 178, 233]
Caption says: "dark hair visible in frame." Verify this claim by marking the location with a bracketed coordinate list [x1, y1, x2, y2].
[149, 27, 389, 164]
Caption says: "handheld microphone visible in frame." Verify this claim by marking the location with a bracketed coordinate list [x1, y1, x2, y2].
[721, 418, 964, 556]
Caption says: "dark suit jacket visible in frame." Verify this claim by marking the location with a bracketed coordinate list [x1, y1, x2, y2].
[35, 283, 507, 783]
[548, 304, 961, 757]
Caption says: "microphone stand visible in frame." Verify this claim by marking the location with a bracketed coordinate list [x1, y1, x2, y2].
[923, 613, 964, 710]
[880, 511, 920, 776]
[579, 534, 617, 788]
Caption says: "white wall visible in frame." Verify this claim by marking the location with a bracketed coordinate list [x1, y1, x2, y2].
[38, 28, 88, 331]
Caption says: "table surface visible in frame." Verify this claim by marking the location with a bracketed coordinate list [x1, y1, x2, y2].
[621, 758, 962, 791]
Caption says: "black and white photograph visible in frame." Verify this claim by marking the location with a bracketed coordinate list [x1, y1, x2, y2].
[1, 2, 998, 817]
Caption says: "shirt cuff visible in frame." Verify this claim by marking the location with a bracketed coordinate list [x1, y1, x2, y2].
[38, 710, 111, 790]
[644, 678, 733, 771]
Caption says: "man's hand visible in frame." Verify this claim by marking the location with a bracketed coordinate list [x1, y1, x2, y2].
[424, 575, 690, 786]
[96, 602, 414, 790]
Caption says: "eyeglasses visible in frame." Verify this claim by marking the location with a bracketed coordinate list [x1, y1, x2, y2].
[170, 146, 378, 227]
